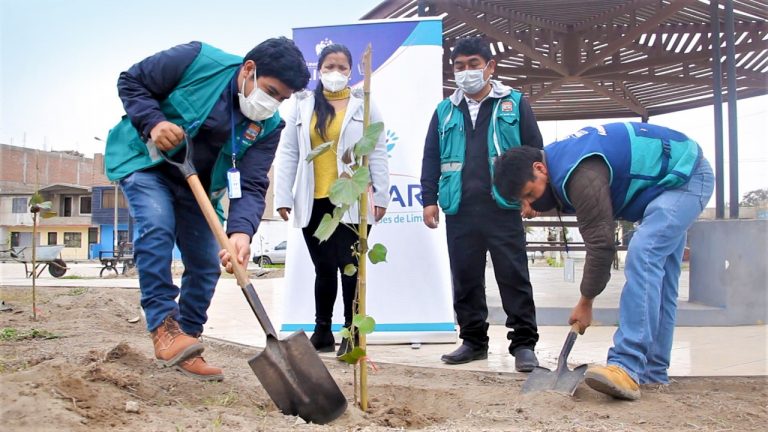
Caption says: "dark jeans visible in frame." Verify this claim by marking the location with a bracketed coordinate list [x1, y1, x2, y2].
[120, 170, 221, 336]
[445, 200, 539, 353]
[302, 198, 368, 327]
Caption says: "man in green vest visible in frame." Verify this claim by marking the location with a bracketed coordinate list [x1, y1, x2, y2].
[105, 38, 309, 381]
[420, 36, 541, 371]
[493, 122, 714, 400]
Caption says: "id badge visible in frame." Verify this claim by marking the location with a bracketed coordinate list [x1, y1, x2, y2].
[227, 168, 242, 199]
[564, 256, 575, 283]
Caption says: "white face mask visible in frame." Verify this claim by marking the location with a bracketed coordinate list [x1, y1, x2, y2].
[454, 63, 490, 95]
[239, 70, 280, 121]
[320, 70, 350, 93]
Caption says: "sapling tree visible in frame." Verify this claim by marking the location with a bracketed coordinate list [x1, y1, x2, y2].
[305, 45, 385, 411]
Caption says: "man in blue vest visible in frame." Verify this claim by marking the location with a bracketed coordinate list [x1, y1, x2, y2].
[105, 38, 310, 381]
[420, 36, 541, 371]
[493, 122, 714, 400]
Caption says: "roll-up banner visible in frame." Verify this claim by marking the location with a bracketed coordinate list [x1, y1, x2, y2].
[280, 18, 456, 343]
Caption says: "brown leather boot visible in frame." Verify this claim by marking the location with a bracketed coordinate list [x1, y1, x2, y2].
[151, 315, 204, 367]
[175, 356, 224, 381]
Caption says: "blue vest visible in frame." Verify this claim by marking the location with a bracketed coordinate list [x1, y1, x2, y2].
[545, 122, 701, 222]
[435, 91, 523, 215]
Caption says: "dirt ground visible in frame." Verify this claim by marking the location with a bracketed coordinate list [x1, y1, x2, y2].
[1, 285, 765, 432]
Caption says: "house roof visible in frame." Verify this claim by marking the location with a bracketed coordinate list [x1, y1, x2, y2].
[362, 0, 768, 120]
[38, 183, 91, 194]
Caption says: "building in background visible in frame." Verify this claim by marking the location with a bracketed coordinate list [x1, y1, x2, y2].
[0, 143, 121, 260]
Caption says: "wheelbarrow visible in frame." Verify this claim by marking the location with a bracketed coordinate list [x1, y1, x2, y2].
[10, 245, 68, 278]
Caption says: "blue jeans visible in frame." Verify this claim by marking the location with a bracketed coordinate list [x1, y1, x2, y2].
[608, 158, 714, 384]
[120, 170, 221, 336]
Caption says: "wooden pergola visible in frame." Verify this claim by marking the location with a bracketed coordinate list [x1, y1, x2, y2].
[362, 0, 768, 121]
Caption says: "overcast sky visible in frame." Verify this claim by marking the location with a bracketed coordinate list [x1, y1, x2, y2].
[1, 0, 765, 203]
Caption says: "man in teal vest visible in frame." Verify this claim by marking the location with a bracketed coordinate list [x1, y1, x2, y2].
[420, 36, 541, 370]
[493, 122, 714, 400]
[105, 38, 309, 381]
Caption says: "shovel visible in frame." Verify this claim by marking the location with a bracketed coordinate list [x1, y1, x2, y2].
[522, 323, 587, 395]
[161, 139, 347, 424]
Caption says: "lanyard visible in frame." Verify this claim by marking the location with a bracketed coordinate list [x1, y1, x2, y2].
[230, 102, 238, 169]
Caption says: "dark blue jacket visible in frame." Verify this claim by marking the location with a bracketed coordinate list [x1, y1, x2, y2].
[117, 41, 283, 237]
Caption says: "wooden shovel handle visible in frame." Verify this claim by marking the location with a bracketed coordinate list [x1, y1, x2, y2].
[185, 174, 277, 337]
[185, 175, 250, 286]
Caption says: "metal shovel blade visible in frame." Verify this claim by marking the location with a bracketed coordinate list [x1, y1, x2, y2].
[522, 324, 587, 396]
[162, 143, 347, 425]
[248, 331, 348, 424]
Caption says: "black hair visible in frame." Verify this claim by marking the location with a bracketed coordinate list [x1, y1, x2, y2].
[244, 37, 310, 91]
[450, 36, 493, 62]
[493, 146, 543, 200]
[313, 44, 353, 140]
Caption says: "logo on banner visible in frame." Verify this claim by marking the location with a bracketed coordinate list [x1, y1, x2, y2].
[315, 38, 333, 55]
[385, 129, 399, 158]
[501, 100, 515, 112]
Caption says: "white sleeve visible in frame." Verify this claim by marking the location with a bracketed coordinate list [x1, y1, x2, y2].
[274, 95, 301, 210]
[367, 100, 390, 209]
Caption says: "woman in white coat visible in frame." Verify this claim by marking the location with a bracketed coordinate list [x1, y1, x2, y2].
[275, 44, 389, 356]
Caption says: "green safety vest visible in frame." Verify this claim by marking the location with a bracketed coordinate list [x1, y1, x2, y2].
[435, 90, 523, 215]
[104, 43, 281, 220]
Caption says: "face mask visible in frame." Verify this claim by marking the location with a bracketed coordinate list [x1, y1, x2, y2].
[454, 63, 489, 95]
[320, 70, 349, 92]
[239, 71, 280, 121]
[530, 184, 558, 212]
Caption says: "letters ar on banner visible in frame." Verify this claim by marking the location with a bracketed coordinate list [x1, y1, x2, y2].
[278, 18, 456, 344]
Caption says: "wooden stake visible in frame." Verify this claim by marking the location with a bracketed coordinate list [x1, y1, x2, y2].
[358, 43, 372, 412]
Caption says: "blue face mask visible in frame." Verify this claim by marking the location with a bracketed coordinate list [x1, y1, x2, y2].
[454, 63, 489, 95]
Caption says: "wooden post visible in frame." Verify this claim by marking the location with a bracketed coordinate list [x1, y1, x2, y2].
[31, 212, 37, 321]
[358, 43, 372, 412]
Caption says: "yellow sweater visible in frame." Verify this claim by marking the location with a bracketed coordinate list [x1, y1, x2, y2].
[310, 88, 349, 198]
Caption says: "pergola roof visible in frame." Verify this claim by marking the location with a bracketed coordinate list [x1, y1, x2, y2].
[362, 0, 768, 120]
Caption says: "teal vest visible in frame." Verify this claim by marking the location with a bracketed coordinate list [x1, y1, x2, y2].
[545, 122, 702, 222]
[105, 43, 281, 219]
[435, 91, 523, 214]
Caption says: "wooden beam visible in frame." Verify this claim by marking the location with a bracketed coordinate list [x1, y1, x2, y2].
[495, 65, 562, 78]
[528, 80, 564, 103]
[587, 38, 768, 76]
[575, 0, 698, 76]
[588, 73, 715, 86]
[458, 0, 567, 33]
[443, 3, 568, 76]
[614, 81, 645, 114]
[505, 77, 564, 87]
[573, 0, 661, 33]
[580, 78, 648, 117]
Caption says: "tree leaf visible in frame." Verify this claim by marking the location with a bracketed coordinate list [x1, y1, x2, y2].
[37, 201, 53, 210]
[328, 166, 370, 206]
[343, 263, 357, 276]
[305, 141, 334, 162]
[368, 243, 388, 264]
[338, 347, 366, 365]
[353, 122, 384, 157]
[353, 314, 376, 334]
[28, 192, 44, 206]
[41, 210, 57, 219]
[313, 213, 340, 243]
[339, 327, 351, 339]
